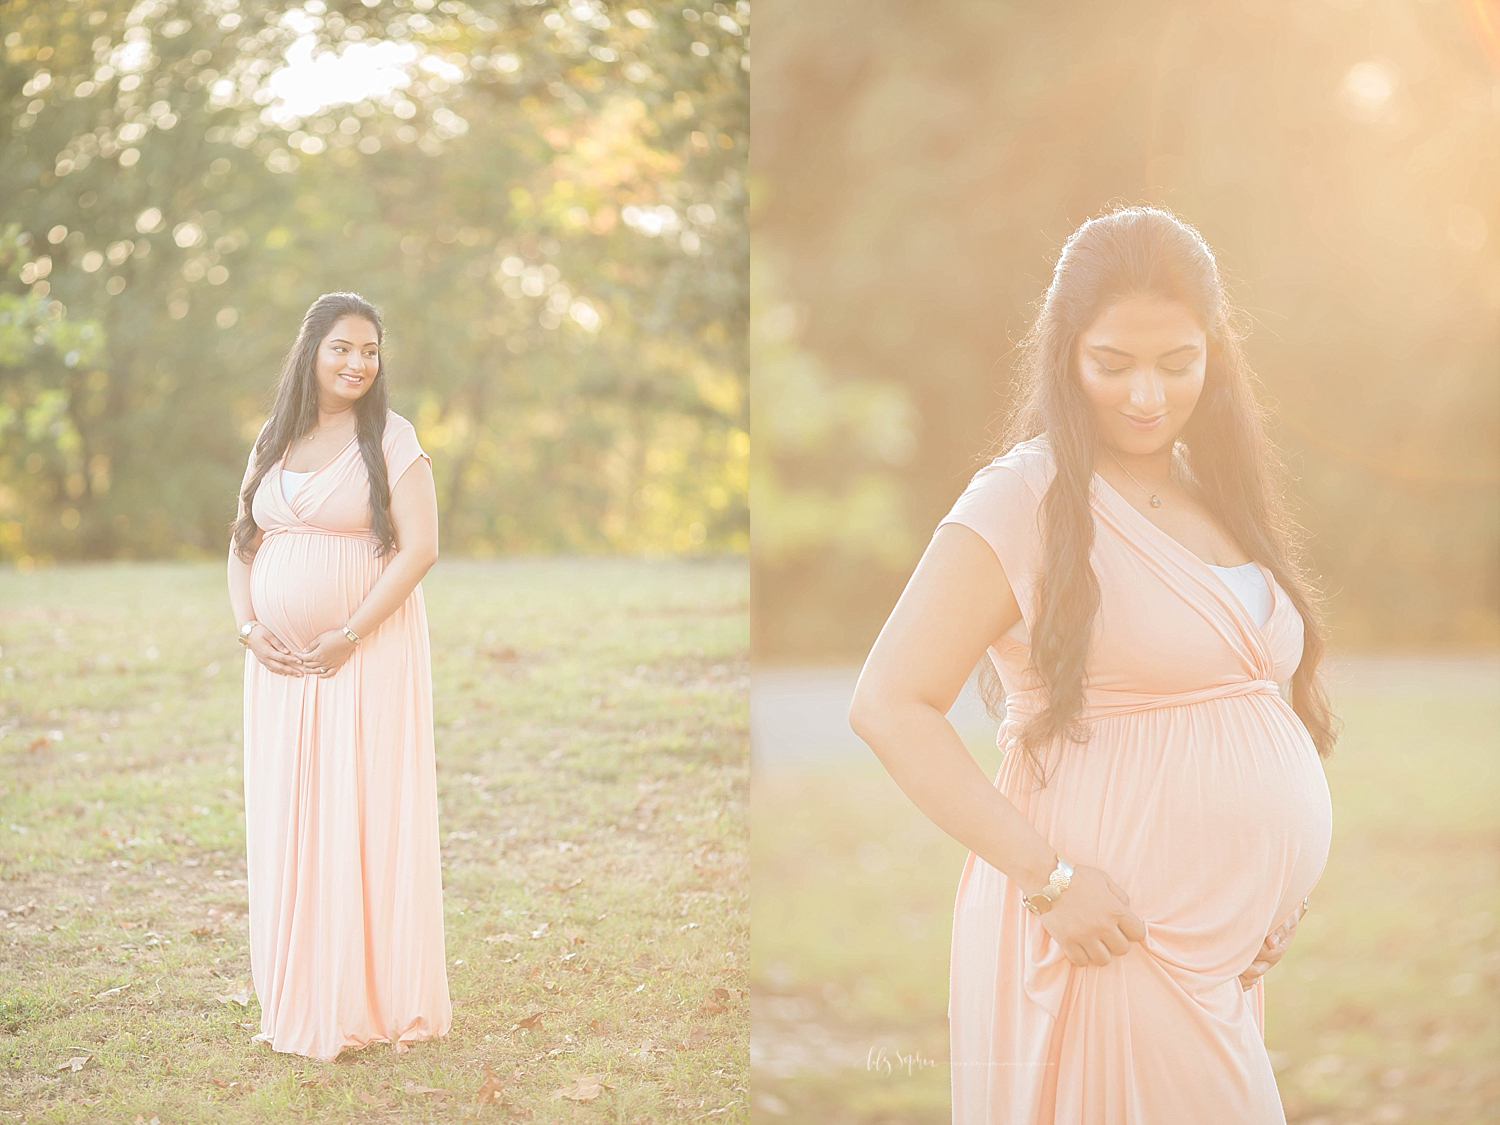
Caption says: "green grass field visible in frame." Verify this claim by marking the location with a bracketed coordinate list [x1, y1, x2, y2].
[751, 678, 1500, 1124]
[0, 557, 748, 1124]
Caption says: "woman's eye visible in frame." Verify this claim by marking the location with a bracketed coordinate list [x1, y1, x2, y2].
[1164, 364, 1191, 374]
[1101, 365, 1128, 375]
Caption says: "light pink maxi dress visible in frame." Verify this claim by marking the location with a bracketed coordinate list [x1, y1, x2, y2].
[940, 436, 1332, 1124]
[239, 410, 451, 1062]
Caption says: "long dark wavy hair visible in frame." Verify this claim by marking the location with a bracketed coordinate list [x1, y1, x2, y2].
[231, 292, 395, 560]
[982, 205, 1341, 788]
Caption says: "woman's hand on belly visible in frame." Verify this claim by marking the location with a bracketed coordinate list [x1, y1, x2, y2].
[1039, 865, 1148, 968]
[246, 625, 310, 677]
[1239, 896, 1310, 990]
[300, 628, 357, 678]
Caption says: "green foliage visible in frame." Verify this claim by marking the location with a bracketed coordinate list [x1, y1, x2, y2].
[752, 0, 1499, 656]
[0, 0, 748, 562]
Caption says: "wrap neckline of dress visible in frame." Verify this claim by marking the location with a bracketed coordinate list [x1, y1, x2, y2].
[260, 432, 365, 529]
[1089, 469, 1288, 680]
[279, 432, 359, 477]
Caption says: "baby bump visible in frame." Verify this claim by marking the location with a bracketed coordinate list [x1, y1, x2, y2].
[1007, 695, 1333, 983]
[250, 531, 384, 650]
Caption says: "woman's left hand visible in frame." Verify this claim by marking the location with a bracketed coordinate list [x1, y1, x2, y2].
[299, 629, 357, 677]
[1240, 897, 1310, 991]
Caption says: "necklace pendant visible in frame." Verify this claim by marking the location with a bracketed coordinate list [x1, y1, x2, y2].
[1150, 495, 1162, 508]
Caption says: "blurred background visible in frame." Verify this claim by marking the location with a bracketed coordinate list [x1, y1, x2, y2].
[0, 0, 747, 563]
[753, 0, 1497, 658]
[750, 1, 1500, 1122]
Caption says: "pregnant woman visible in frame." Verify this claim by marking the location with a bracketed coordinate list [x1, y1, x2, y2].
[226, 291, 451, 1061]
[849, 207, 1337, 1122]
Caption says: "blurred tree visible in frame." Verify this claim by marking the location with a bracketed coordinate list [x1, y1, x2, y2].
[0, 0, 747, 562]
[752, 0, 1499, 657]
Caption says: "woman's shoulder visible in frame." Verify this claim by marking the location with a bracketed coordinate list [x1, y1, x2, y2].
[967, 435, 1056, 499]
[380, 410, 420, 447]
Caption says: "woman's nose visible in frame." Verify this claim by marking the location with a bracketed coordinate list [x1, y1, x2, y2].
[1128, 372, 1166, 411]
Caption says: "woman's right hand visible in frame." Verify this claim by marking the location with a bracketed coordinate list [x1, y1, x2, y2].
[245, 625, 307, 676]
[1036, 864, 1147, 967]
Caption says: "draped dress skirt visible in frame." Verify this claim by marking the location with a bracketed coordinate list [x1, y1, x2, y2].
[938, 437, 1333, 1123]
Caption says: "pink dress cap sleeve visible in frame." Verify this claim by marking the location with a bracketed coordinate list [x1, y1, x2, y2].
[935, 449, 1048, 633]
[382, 411, 431, 488]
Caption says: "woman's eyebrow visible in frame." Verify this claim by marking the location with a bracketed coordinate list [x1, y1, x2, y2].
[1085, 342, 1201, 357]
[328, 338, 379, 347]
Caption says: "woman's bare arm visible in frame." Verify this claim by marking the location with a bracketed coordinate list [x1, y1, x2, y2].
[227, 489, 306, 676]
[848, 523, 1059, 894]
[848, 523, 1146, 966]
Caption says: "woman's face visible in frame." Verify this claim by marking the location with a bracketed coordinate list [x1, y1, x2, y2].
[313, 315, 380, 411]
[1074, 295, 1207, 456]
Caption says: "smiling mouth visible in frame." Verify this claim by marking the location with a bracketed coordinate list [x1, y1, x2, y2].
[1123, 413, 1165, 426]
[338, 373, 364, 385]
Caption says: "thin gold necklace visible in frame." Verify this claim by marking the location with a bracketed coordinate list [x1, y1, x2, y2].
[1107, 448, 1170, 508]
[307, 414, 356, 443]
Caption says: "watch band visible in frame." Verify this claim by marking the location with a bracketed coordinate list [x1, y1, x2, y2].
[341, 624, 361, 645]
[237, 621, 260, 647]
[1022, 856, 1074, 915]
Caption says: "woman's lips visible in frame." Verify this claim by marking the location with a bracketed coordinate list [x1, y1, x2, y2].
[1122, 412, 1165, 430]
[338, 373, 364, 385]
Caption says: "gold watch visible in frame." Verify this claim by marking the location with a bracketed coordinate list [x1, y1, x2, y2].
[1022, 856, 1074, 915]
[237, 621, 260, 647]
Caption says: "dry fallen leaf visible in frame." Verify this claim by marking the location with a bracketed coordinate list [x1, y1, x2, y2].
[215, 987, 251, 1007]
[94, 983, 131, 999]
[482, 932, 521, 944]
[543, 877, 584, 893]
[713, 987, 747, 1002]
[587, 1019, 605, 1034]
[133, 1116, 161, 1125]
[55, 1055, 92, 1073]
[550, 1073, 609, 1102]
[563, 928, 584, 945]
[475, 1066, 505, 1105]
[511, 1010, 545, 1032]
[404, 1081, 449, 1097]
[677, 1025, 712, 1050]
[357, 1091, 385, 1107]
[299, 1074, 332, 1088]
[698, 995, 726, 1015]
[191, 919, 224, 938]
